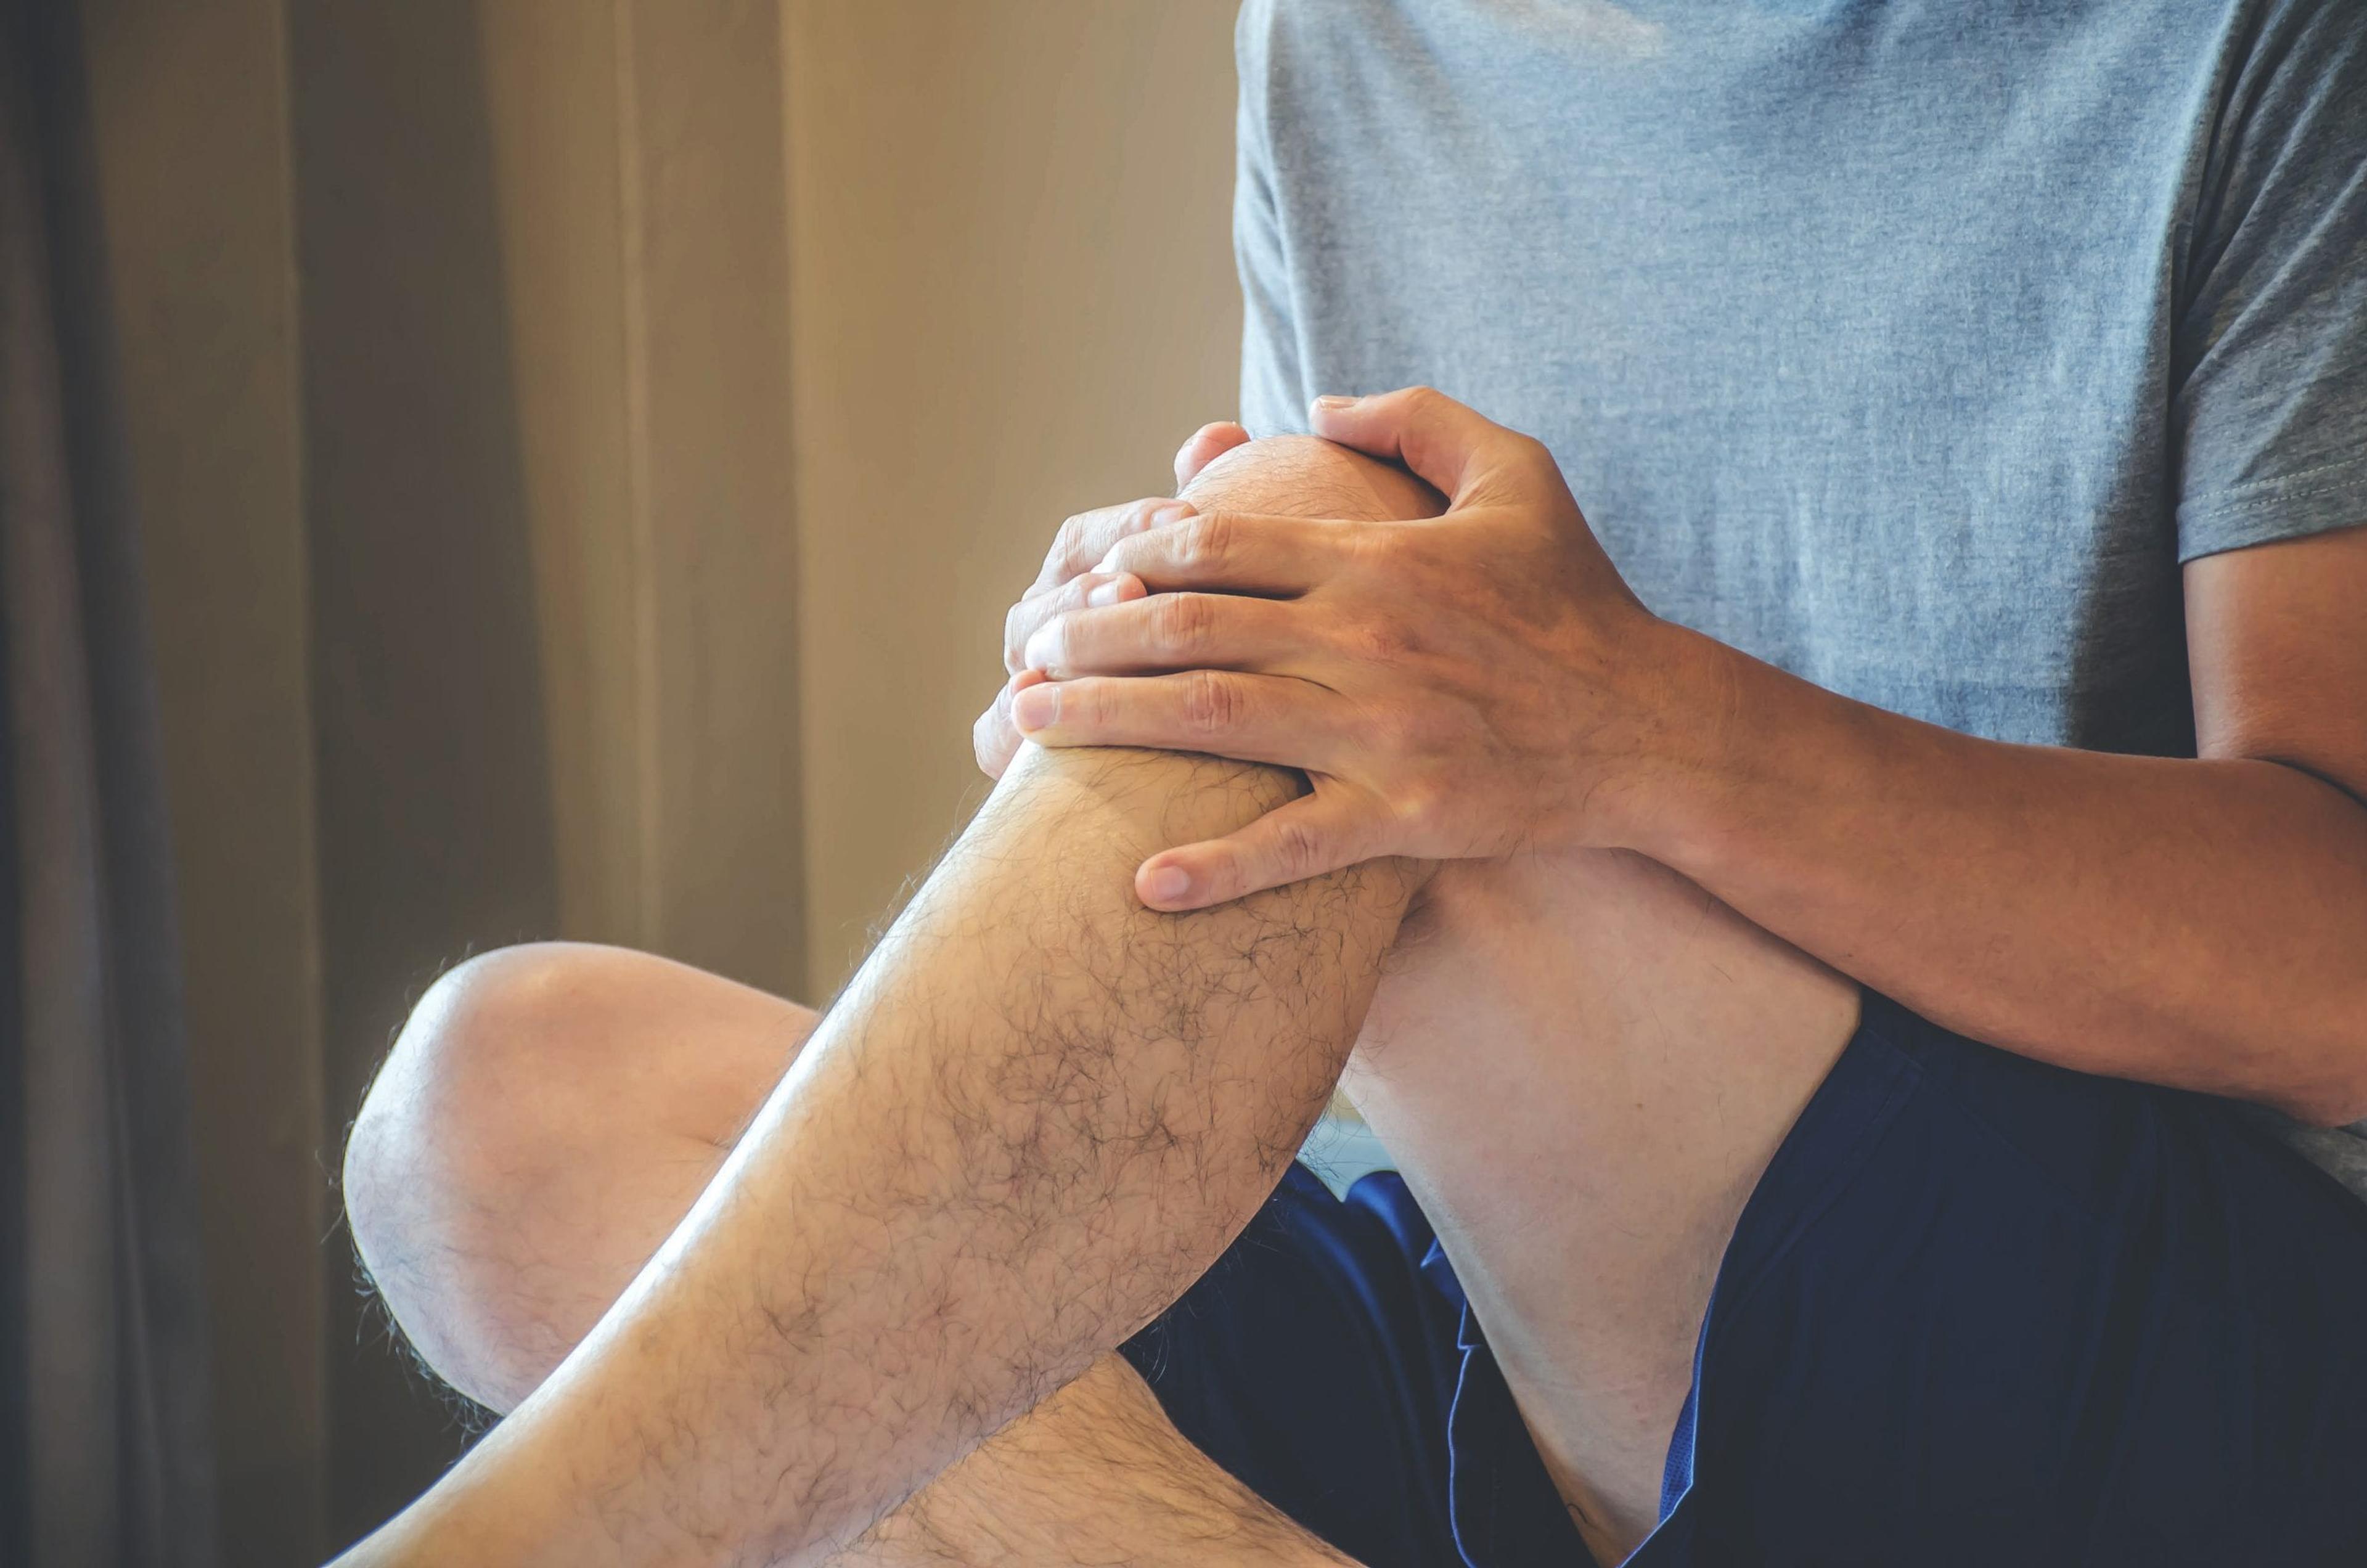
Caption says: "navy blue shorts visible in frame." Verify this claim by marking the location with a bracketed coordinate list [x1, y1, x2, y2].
[1118, 992, 2367, 1566]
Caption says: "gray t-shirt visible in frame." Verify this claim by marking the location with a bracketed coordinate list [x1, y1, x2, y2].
[1233, 0, 2367, 1191]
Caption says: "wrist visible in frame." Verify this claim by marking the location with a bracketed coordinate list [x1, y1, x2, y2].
[1579, 617, 1752, 865]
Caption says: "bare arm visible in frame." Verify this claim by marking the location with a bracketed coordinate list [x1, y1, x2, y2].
[335, 438, 1436, 1566]
[1623, 523, 2367, 1124]
[1004, 390, 2367, 1124]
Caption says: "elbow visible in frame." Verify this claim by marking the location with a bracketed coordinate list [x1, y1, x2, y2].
[2232, 974, 2367, 1129]
[2267, 1042, 2367, 1131]
[2280, 1085, 2367, 1132]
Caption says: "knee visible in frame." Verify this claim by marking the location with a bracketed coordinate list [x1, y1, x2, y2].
[342, 942, 619, 1408]
[1182, 433, 1444, 523]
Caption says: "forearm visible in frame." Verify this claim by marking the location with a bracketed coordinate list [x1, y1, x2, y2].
[984, 391, 2367, 1119]
[1629, 626, 2367, 1121]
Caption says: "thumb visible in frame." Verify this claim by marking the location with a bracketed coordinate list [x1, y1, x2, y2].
[1134, 788, 1380, 910]
[1307, 386, 1529, 507]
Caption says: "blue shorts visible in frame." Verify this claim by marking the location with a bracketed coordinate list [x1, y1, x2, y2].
[1118, 992, 2367, 1566]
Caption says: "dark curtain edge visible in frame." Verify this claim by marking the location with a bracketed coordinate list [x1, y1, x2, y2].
[2, 0, 223, 1561]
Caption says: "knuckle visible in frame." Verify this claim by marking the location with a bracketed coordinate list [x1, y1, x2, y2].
[1346, 615, 1416, 663]
[1269, 817, 1327, 880]
[971, 713, 1006, 774]
[1003, 602, 1035, 668]
[1179, 512, 1234, 571]
[1106, 497, 1165, 556]
[1392, 782, 1447, 836]
[1154, 593, 1215, 656]
[1068, 678, 1109, 729]
[1029, 614, 1068, 670]
[1180, 669, 1245, 735]
[1066, 499, 1166, 576]
[1338, 521, 1393, 571]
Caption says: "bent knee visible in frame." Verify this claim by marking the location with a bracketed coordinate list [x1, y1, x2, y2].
[346, 940, 814, 1201]
[343, 942, 814, 1408]
[342, 943, 629, 1403]
[1184, 433, 1444, 523]
[346, 944, 620, 1209]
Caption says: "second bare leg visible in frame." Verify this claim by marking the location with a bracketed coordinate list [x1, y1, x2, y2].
[338, 437, 1443, 1567]
[348, 944, 1359, 1566]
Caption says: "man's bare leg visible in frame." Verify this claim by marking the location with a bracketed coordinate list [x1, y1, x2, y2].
[1349, 849, 1858, 1561]
[348, 433, 1861, 1566]
[335, 440, 1438, 1567]
[354, 870, 1852, 1568]
[346, 945, 1356, 1566]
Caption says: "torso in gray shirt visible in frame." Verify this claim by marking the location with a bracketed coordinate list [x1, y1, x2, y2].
[1232, 0, 2367, 1192]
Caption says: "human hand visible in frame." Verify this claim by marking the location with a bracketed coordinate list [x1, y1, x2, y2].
[973, 421, 1252, 778]
[1004, 388, 1697, 910]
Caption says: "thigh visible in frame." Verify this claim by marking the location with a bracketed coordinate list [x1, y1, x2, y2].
[496, 945, 815, 1329]
[1340, 846, 1862, 1519]
[472, 941, 819, 1146]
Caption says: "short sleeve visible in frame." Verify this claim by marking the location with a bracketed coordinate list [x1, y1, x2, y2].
[2173, 0, 2367, 562]
[1233, 0, 1310, 439]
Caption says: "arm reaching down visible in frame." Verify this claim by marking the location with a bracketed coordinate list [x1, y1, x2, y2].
[336, 438, 1441, 1567]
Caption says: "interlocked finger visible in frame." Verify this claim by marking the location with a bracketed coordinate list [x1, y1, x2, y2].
[1028, 496, 1195, 600]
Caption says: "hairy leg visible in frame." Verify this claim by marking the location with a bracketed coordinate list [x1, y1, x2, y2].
[346, 944, 1355, 1566]
[338, 438, 1439, 1567]
[353, 851, 1858, 1568]
[350, 428, 1860, 1567]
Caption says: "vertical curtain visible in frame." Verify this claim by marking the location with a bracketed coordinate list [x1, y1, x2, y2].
[0, 0, 218, 1562]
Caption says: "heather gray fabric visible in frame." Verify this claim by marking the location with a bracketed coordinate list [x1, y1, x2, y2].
[1233, 0, 2367, 1190]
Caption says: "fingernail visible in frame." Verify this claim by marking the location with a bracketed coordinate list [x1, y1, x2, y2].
[1086, 578, 1130, 606]
[1143, 865, 1193, 904]
[1311, 394, 1357, 413]
[1150, 500, 1194, 525]
[1012, 683, 1060, 731]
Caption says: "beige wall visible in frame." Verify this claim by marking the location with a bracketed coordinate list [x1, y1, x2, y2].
[787, 0, 1245, 984]
[92, 0, 1246, 1558]
[480, 0, 806, 998]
